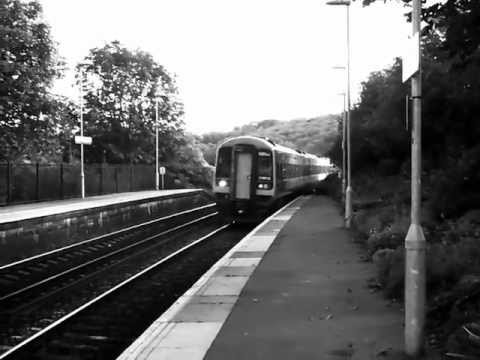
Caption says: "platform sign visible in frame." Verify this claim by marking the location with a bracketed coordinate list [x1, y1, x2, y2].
[159, 166, 166, 189]
[74, 136, 93, 145]
[402, 32, 420, 83]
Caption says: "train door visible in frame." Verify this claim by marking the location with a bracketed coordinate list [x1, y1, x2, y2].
[235, 152, 253, 199]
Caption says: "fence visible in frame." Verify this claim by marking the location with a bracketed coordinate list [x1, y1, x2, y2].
[0, 163, 175, 206]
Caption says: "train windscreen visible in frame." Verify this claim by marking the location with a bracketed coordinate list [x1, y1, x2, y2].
[257, 151, 272, 181]
[216, 147, 231, 178]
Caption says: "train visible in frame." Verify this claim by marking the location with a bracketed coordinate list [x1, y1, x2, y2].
[212, 135, 333, 221]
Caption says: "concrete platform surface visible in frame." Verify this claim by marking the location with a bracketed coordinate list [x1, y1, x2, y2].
[116, 196, 309, 360]
[205, 195, 404, 360]
[0, 190, 197, 224]
[117, 195, 405, 360]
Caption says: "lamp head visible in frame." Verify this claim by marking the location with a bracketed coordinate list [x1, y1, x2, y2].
[326, 0, 351, 5]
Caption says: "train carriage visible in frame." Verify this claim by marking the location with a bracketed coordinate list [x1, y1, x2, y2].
[213, 135, 331, 221]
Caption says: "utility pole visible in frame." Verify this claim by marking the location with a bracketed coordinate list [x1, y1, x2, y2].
[344, 2, 352, 228]
[333, 66, 347, 197]
[340, 92, 347, 196]
[405, 0, 425, 356]
[79, 68, 85, 199]
[155, 98, 159, 191]
[327, 0, 352, 227]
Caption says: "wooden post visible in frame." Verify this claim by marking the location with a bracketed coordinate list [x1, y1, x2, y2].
[99, 164, 103, 195]
[115, 166, 119, 193]
[35, 163, 40, 200]
[60, 163, 64, 199]
[129, 165, 134, 192]
[6, 162, 11, 204]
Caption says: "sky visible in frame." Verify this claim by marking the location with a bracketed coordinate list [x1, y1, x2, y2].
[40, 0, 412, 134]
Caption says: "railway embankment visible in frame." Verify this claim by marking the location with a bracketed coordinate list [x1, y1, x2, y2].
[343, 174, 480, 358]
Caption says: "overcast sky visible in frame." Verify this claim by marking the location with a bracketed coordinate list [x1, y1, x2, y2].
[40, 0, 411, 134]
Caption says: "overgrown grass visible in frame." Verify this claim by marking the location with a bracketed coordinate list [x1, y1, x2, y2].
[350, 173, 480, 356]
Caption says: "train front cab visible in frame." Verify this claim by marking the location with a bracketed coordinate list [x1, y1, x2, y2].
[214, 143, 274, 221]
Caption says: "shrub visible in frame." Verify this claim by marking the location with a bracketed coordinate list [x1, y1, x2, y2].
[429, 146, 480, 219]
[372, 247, 404, 298]
[427, 237, 480, 293]
[316, 173, 341, 200]
[367, 230, 404, 255]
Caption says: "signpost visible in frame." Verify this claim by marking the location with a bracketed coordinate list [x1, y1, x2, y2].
[159, 166, 166, 190]
[77, 67, 89, 199]
[74, 136, 93, 145]
[402, 32, 420, 82]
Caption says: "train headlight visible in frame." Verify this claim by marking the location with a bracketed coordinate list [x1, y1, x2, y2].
[257, 183, 272, 190]
[218, 179, 228, 187]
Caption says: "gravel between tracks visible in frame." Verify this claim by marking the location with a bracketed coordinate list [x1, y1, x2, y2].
[1, 222, 252, 360]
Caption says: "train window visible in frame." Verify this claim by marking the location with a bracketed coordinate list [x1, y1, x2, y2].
[257, 151, 272, 180]
[216, 147, 231, 178]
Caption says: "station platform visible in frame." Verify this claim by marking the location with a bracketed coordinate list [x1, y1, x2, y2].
[0, 189, 212, 266]
[0, 190, 197, 224]
[117, 195, 404, 360]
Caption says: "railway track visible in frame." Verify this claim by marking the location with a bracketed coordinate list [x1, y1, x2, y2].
[0, 204, 226, 355]
[0, 203, 217, 309]
[0, 223, 251, 360]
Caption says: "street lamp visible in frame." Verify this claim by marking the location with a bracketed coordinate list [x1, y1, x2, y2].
[338, 91, 346, 197]
[154, 91, 163, 191]
[78, 66, 85, 198]
[155, 97, 160, 190]
[327, 0, 353, 228]
[155, 87, 169, 190]
[333, 65, 347, 197]
[404, 0, 425, 356]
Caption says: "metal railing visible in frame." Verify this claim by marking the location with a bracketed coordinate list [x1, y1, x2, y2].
[0, 163, 175, 206]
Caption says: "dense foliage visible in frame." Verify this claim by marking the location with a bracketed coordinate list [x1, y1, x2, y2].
[78, 41, 185, 164]
[0, 0, 70, 162]
[0, 2, 210, 187]
[198, 116, 338, 165]
[336, 1, 480, 356]
[328, 38, 480, 218]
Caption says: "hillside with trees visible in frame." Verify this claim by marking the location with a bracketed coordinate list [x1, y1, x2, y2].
[325, 1, 480, 357]
[198, 115, 339, 165]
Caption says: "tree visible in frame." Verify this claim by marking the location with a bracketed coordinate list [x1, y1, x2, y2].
[361, 0, 480, 67]
[77, 41, 184, 164]
[0, 0, 65, 162]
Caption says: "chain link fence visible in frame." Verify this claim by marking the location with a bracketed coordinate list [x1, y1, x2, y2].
[0, 163, 176, 206]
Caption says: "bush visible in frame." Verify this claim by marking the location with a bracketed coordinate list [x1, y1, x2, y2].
[372, 247, 404, 298]
[428, 237, 480, 293]
[316, 173, 342, 200]
[367, 230, 404, 255]
[429, 146, 480, 219]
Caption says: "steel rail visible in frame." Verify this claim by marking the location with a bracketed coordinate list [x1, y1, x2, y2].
[0, 202, 216, 271]
[0, 223, 230, 360]
[0, 211, 218, 303]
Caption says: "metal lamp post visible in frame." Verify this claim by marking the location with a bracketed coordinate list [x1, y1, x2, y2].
[155, 87, 168, 191]
[339, 91, 346, 197]
[79, 67, 85, 199]
[333, 65, 347, 197]
[327, 0, 352, 228]
[155, 97, 160, 191]
[404, 0, 425, 356]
